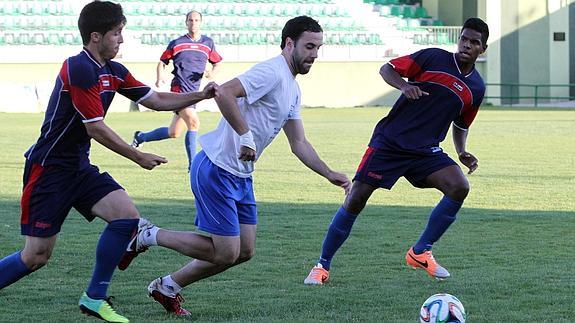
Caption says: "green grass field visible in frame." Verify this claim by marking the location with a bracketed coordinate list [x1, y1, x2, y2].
[0, 107, 574, 322]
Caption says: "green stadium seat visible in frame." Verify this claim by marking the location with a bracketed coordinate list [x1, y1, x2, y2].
[327, 33, 340, 45]
[355, 33, 367, 45]
[414, 6, 429, 18]
[432, 19, 444, 26]
[47, 33, 61, 45]
[367, 33, 383, 45]
[402, 6, 415, 18]
[390, 5, 402, 17]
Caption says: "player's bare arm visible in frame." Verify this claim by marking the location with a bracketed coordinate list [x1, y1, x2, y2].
[452, 124, 478, 174]
[141, 82, 218, 112]
[213, 78, 257, 161]
[205, 62, 220, 80]
[379, 63, 429, 100]
[155, 61, 167, 88]
[283, 119, 351, 194]
[85, 120, 167, 170]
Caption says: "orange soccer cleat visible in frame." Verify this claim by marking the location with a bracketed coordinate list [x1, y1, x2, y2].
[405, 247, 450, 280]
[303, 264, 330, 285]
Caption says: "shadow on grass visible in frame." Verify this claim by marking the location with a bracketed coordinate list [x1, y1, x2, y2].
[0, 197, 573, 322]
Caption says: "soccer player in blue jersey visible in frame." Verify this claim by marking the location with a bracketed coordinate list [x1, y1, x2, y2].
[132, 10, 222, 171]
[117, 16, 351, 316]
[0, 2, 217, 322]
[304, 17, 489, 284]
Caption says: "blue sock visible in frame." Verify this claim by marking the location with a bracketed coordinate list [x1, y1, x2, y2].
[139, 127, 170, 143]
[185, 131, 197, 170]
[86, 219, 138, 299]
[318, 207, 358, 271]
[0, 251, 32, 289]
[413, 196, 462, 254]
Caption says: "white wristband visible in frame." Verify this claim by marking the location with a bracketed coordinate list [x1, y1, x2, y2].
[239, 130, 256, 151]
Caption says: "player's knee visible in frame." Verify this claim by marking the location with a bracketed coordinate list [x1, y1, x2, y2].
[22, 251, 51, 271]
[343, 194, 368, 214]
[212, 250, 240, 266]
[448, 182, 470, 202]
[110, 207, 140, 220]
[168, 129, 181, 138]
[237, 248, 255, 264]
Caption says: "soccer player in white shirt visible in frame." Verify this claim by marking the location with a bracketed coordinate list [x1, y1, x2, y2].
[118, 16, 351, 316]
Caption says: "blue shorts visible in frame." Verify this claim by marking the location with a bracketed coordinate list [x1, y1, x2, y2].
[354, 147, 457, 189]
[20, 160, 123, 237]
[190, 151, 257, 236]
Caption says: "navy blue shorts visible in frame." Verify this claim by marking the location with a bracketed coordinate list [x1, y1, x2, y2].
[190, 151, 257, 237]
[20, 160, 123, 237]
[354, 147, 457, 189]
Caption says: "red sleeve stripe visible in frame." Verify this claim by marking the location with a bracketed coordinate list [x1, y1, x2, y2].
[59, 60, 70, 91]
[122, 72, 148, 89]
[209, 50, 222, 64]
[70, 84, 104, 120]
[389, 55, 422, 78]
[460, 105, 479, 127]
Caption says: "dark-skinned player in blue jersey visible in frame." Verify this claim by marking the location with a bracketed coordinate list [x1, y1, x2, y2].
[304, 17, 489, 284]
[0, 2, 217, 322]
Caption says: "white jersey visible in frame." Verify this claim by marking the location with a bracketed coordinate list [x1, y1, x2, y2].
[199, 55, 301, 177]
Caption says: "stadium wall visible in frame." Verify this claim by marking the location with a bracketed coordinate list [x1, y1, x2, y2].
[0, 61, 400, 113]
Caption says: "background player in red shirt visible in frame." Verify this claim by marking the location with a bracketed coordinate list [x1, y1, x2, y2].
[0, 2, 217, 322]
[132, 10, 222, 171]
[304, 17, 489, 285]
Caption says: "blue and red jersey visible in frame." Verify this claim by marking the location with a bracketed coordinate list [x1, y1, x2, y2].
[25, 49, 152, 170]
[160, 34, 222, 92]
[370, 48, 485, 154]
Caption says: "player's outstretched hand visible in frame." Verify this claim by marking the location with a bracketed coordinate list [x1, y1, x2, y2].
[458, 151, 478, 174]
[136, 152, 168, 170]
[401, 84, 429, 100]
[202, 82, 219, 99]
[327, 170, 351, 195]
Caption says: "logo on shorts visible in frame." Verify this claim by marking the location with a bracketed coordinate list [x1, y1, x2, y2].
[367, 172, 383, 180]
[430, 147, 442, 153]
[34, 221, 52, 229]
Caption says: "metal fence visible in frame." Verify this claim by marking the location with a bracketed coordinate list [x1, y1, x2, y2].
[485, 83, 575, 107]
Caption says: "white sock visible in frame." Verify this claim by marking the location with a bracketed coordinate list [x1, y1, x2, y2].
[161, 275, 182, 297]
[142, 226, 160, 246]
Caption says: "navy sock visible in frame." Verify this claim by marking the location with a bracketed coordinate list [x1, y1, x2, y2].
[185, 131, 197, 170]
[86, 219, 138, 299]
[413, 196, 462, 254]
[0, 251, 32, 289]
[318, 207, 358, 271]
[139, 127, 170, 143]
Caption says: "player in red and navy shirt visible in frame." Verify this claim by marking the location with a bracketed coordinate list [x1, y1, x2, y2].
[305, 18, 490, 285]
[133, 10, 222, 171]
[0, 2, 217, 322]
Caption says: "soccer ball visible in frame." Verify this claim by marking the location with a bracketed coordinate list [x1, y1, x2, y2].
[419, 293, 466, 323]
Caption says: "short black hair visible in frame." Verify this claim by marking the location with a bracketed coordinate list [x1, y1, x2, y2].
[186, 10, 202, 21]
[78, 1, 126, 46]
[462, 17, 489, 48]
[280, 16, 323, 49]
